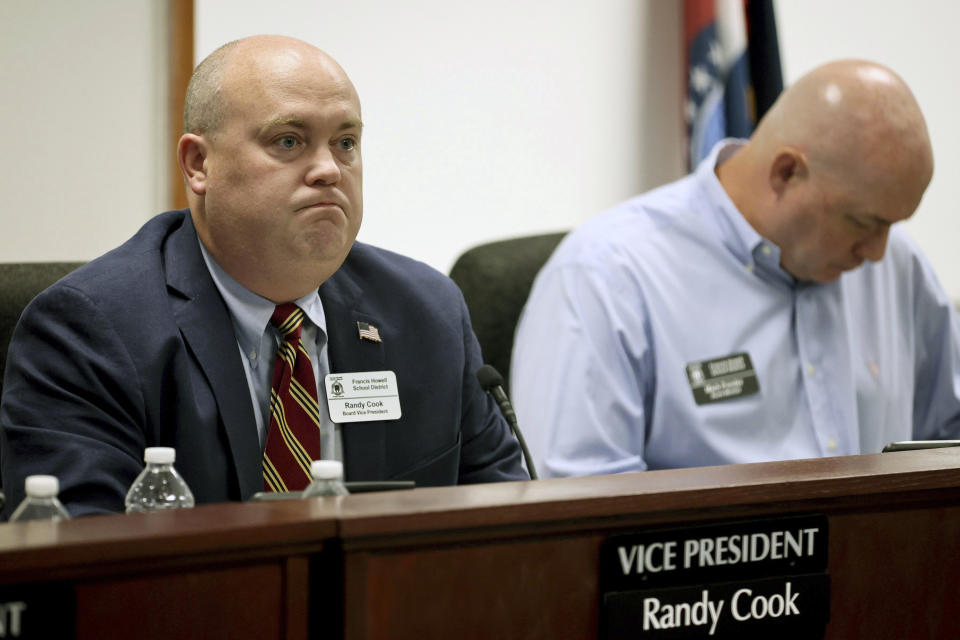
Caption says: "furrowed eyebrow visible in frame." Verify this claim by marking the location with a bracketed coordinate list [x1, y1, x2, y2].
[257, 117, 363, 137]
[258, 117, 308, 136]
[337, 119, 363, 132]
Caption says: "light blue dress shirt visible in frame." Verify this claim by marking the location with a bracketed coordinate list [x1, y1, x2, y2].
[199, 241, 342, 460]
[511, 140, 960, 478]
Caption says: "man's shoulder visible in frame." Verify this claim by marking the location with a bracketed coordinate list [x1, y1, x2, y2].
[339, 241, 459, 294]
[39, 211, 186, 303]
[547, 173, 706, 272]
[323, 242, 470, 344]
[72, 209, 182, 266]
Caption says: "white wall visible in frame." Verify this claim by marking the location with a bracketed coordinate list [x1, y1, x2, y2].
[775, 0, 960, 299]
[0, 0, 166, 262]
[195, 0, 685, 275]
[3, 1, 960, 299]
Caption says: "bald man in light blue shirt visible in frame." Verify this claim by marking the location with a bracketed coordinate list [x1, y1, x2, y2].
[512, 60, 960, 477]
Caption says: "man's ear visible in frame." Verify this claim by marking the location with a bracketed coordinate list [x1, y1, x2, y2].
[178, 133, 209, 196]
[769, 148, 808, 199]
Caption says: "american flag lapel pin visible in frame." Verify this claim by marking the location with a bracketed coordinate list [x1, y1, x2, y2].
[357, 321, 383, 343]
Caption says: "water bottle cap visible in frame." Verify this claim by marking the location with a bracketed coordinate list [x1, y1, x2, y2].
[310, 460, 344, 480]
[24, 475, 58, 498]
[144, 447, 176, 464]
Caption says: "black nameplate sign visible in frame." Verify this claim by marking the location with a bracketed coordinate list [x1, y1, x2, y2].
[685, 352, 760, 405]
[600, 515, 830, 639]
[0, 583, 74, 639]
[601, 514, 828, 591]
[604, 573, 830, 639]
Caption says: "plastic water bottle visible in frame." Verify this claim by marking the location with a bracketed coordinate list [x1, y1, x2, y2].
[124, 447, 195, 513]
[9, 475, 71, 522]
[302, 460, 349, 497]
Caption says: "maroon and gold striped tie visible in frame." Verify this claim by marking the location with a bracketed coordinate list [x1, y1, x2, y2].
[262, 303, 322, 492]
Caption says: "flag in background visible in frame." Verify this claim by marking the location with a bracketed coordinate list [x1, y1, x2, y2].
[684, 0, 784, 171]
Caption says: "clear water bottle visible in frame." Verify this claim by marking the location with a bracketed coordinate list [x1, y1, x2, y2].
[302, 460, 349, 497]
[124, 447, 195, 513]
[9, 475, 71, 522]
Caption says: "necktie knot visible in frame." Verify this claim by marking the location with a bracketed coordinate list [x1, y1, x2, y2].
[271, 303, 305, 339]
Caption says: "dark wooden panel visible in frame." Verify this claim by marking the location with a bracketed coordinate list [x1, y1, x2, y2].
[346, 535, 602, 640]
[75, 562, 287, 640]
[826, 505, 960, 639]
[285, 556, 311, 640]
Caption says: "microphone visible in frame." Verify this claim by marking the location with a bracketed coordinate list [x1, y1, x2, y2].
[476, 365, 538, 480]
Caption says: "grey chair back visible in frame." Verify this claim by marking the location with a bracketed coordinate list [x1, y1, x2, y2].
[449, 233, 566, 394]
[0, 262, 83, 502]
[0, 262, 85, 397]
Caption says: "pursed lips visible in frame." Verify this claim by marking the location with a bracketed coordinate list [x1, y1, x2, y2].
[297, 200, 346, 214]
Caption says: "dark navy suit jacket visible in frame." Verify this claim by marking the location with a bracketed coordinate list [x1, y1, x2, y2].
[0, 211, 526, 516]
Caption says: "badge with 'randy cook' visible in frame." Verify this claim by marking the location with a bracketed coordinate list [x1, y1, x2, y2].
[325, 370, 402, 422]
[685, 352, 760, 405]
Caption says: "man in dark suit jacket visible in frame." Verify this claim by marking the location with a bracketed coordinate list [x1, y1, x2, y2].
[0, 35, 526, 516]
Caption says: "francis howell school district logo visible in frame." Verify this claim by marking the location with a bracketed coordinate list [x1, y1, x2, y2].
[687, 363, 705, 386]
[331, 380, 344, 396]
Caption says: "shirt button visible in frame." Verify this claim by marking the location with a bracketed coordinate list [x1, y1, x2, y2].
[249, 350, 258, 361]
[762, 245, 772, 256]
[827, 438, 837, 451]
[807, 363, 815, 375]
[745, 263, 754, 272]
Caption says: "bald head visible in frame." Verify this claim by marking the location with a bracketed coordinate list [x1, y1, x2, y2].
[752, 59, 933, 191]
[183, 35, 359, 137]
[718, 60, 934, 283]
[183, 40, 235, 135]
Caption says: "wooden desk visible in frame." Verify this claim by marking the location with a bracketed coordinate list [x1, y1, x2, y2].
[1, 449, 958, 639]
[335, 449, 960, 639]
[0, 500, 338, 639]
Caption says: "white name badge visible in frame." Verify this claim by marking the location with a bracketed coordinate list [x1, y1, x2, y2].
[324, 371, 402, 423]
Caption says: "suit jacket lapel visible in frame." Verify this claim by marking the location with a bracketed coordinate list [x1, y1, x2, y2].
[164, 213, 262, 498]
[320, 262, 390, 480]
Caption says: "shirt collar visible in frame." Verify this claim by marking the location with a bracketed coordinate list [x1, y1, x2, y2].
[197, 239, 328, 356]
[695, 139, 793, 286]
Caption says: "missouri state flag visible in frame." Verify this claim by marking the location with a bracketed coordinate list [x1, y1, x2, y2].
[684, 0, 783, 171]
